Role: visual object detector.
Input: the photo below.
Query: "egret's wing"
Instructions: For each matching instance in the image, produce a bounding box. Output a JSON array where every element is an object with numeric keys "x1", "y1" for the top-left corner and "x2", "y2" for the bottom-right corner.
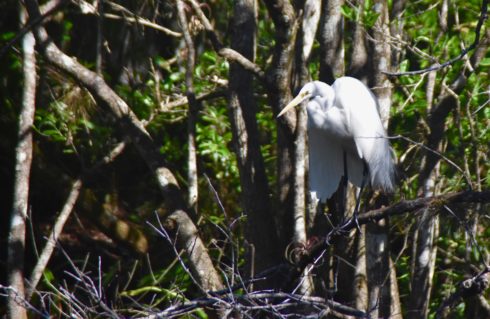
[
  {"x1": 333, "y1": 77, "x2": 395, "y2": 192},
  {"x1": 346, "y1": 152, "x2": 364, "y2": 188},
  {"x1": 308, "y1": 127, "x2": 343, "y2": 202}
]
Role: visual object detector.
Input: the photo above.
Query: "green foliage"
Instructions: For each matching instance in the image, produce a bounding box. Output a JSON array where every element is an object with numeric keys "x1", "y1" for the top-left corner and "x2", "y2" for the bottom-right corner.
[
  {"x1": 197, "y1": 103, "x2": 237, "y2": 180},
  {"x1": 33, "y1": 85, "x2": 114, "y2": 163},
  {"x1": 341, "y1": 0, "x2": 380, "y2": 27}
]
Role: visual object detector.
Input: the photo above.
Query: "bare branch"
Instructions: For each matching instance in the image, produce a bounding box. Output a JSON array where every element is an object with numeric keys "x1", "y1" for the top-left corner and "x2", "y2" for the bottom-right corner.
[
  {"x1": 139, "y1": 291, "x2": 369, "y2": 319},
  {"x1": 26, "y1": 141, "x2": 127, "y2": 300},
  {"x1": 26, "y1": 179, "x2": 82, "y2": 301},
  {"x1": 24, "y1": 0, "x2": 184, "y2": 209},
  {"x1": 72, "y1": 0, "x2": 182, "y2": 37},
  {"x1": 288, "y1": 190, "x2": 490, "y2": 286},
  {"x1": 176, "y1": 0, "x2": 199, "y2": 210},
  {"x1": 385, "y1": 0, "x2": 488, "y2": 76},
  {"x1": 391, "y1": 134, "x2": 471, "y2": 185},
  {"x1": 186, "y1": 0, "x2": 266, "y2": 81},
  {"x1": 0, "y1": 0, "x2": 62, "y2": 59},
  {"x1": 151, "y1": 212, "x2": 224, "y2": 292}
]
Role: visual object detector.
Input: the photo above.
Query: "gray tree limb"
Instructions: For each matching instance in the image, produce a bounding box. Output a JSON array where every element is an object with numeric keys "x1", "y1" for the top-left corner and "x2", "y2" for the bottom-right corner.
[
  {"x1": 26, "y1": 179, "x2": 82, "y2": 301},
  {"x1": 365, "y1": 0, "x2": 401, "y2": 316},
  {"x1": 7, "y1": 8, "x2": 36, "y2": 319},
  {"x1": 319, "y1": 0, "x2": 345, "y2": 84},
  {"x1": 262, "y1": 0, "x2": 299, "y2": 253},
  {"x1": 176, "y1": 0, "x2": 199, "y2": 211}
]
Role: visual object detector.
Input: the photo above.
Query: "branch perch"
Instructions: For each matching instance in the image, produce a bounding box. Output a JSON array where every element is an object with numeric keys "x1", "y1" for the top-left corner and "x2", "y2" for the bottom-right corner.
[{"x1": 288, "y1": 190, "x2": 490, "y2": 286}]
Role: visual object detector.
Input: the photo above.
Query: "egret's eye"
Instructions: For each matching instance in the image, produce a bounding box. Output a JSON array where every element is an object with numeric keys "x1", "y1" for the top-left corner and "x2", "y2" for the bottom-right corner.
[{"x1": 300, "y1": 91, "x2": 312, "y2": 101}]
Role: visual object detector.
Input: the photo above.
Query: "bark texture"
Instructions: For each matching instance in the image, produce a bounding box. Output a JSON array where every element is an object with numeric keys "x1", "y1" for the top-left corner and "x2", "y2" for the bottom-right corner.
[
  {"x1": 319, "y1": 0, "x2": 344, "y2": 84},
  {"x1": 7, "y1": 8, "x2": 36, "y2": 319},
  {"x1": 365, "y1": 0, "x2": 402, "y2": 316},
  {"x1": 347, "y1": 0, "x2": 368, "y2": 81},
  {"x1": 228, "y1": 0, "x2": 282, "y2": 278},
  {"x1": 263, "y1": 0, "x2": 297, "y2": 251},
  {"x1": 165, "y1": 210, "x2": 224, "y2": 292},
  {"x1": 176, "y1": 0, "x2": 199, "y2": 211}
]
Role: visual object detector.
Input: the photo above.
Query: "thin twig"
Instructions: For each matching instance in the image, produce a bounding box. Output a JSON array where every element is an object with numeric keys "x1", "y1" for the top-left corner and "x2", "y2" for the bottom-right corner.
[
  {"x1": 146, "y1": 214, "x2": 206, "y2": 294},
  {"x1": 0, "y1": 0, "x2": 63, "y2": 59},
  {"x1": 290, "y1": 190, "x2": 490, "y2": 283},
  {"x1": 390, "y1": 134, "x2": 472, "y2": 187},
  {"x1": 385, "y1": 0, "x2": 488, "y2": 76},
  {"x1": 185, "y1": 0, "x2": 266, "y2": 81},
  {"x1": 72, "y1": 0, "x2": 182, "y2": 37}
]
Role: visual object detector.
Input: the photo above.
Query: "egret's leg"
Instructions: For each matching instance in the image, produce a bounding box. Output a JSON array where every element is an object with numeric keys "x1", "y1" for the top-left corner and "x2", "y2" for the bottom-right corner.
[
  {"x1": 352, "y1": 162, "x2": 369, "y2": 231},
  {"x1": 341, "y1": 151, "x2": 348, "y2": 221}
]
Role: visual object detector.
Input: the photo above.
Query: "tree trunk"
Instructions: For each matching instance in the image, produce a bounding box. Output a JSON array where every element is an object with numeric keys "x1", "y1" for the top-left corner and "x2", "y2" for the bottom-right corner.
[
  {"x1": 263, "y1": 0, "x2": 297, "y2": 252},
  {"x1": 319, "y1": 0, "x2": 344, "y2": 84},
  {"x1": 176, "y1": 0, "x2": 199, "y2": 211},
  {"x1": 389, "y1": 0, "x2": 407, "y2": 67},
  {"x1": 347, "y1": 0, "x2": 368, "y2": 81},
  {"x1": 228, "y1": 0, "x2": 282, "y2": 279},
  {"x1": 7, "y1": 8, "x2": 36, "y2": 319},
  {"x1": 408, "y1": 180, "x2": 440, "y2": 319},
  {"x1": 366, "y1": 220, "x2": 389, "y2": 318},
  {"x1": 292, "y1": 0, "x2": 320, "y2": 246},
  {"x1": 365, "y1": 0, "x2": 402, "y2": 317}
]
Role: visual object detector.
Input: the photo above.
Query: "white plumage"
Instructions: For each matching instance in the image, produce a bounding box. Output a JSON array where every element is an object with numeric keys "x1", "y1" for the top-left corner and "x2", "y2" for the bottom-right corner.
[{"x1": 278, "y1": 76, "x2": 395, "y2": 202}]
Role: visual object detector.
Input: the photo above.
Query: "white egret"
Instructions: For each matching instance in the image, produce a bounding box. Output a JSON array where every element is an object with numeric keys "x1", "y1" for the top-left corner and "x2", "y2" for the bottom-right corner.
[{"x1": 278, "y1": 76, "x2": 395, "y2": 210}]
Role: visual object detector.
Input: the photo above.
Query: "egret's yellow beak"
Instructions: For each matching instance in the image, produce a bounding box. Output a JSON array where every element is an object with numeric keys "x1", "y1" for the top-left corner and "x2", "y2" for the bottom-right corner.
[{"x1": 277, "y1": 91, "x2": 311, "y2": 118}]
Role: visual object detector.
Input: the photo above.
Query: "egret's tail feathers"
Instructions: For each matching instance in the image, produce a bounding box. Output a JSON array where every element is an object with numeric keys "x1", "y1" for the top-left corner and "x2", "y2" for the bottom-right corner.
[{"x1": 367, "y1": 136, "x2": 396, "y2": 193}]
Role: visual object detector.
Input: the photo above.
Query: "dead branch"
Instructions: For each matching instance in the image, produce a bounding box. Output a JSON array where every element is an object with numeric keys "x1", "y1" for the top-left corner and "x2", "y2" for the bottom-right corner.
[
  {"x1": 151, "y1": 212, "x2": 224, "y2": 293},
  {"x1": 0, "y1": 0, "x2": 62, "y2": 59},
  {"x1": 186, "y1": 0, "x2": 266, "y2": 81},
  {"x1": 288, "y1": 190, "x2": 490, "y2": 286},
  {"x1": 72, "y1": 0, "x2": 182, "y2": 37},
  {"x1": 139, "y1": 291, "x2": 369, "y2": 319},
  {"x1": 26, "y1": 141, "x2": 127, "y2": 300},
  {"x1": 26, "y1": 179, "x2": 82, "y2": 301}
]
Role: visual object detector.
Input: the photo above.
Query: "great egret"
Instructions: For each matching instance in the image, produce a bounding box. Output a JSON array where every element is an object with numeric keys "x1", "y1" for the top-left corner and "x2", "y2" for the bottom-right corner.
[{"x1": 278, "y1": 76, "x2": 395, "y2": 207}]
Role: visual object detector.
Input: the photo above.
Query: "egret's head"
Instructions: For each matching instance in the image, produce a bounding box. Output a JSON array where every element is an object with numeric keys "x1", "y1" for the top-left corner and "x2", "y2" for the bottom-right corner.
[{"x1": 277, "y1": 81, "x2": 333, "y2": 117}]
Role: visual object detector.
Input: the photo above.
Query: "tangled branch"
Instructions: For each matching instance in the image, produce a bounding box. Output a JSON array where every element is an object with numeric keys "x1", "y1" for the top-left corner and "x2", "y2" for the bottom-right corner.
[
  {"x1": 385, "y1": 0, "x2": 488, "y2": 76},
  {"x1": 288, "y1": 190, "x2": 490, "y2": 286}
]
